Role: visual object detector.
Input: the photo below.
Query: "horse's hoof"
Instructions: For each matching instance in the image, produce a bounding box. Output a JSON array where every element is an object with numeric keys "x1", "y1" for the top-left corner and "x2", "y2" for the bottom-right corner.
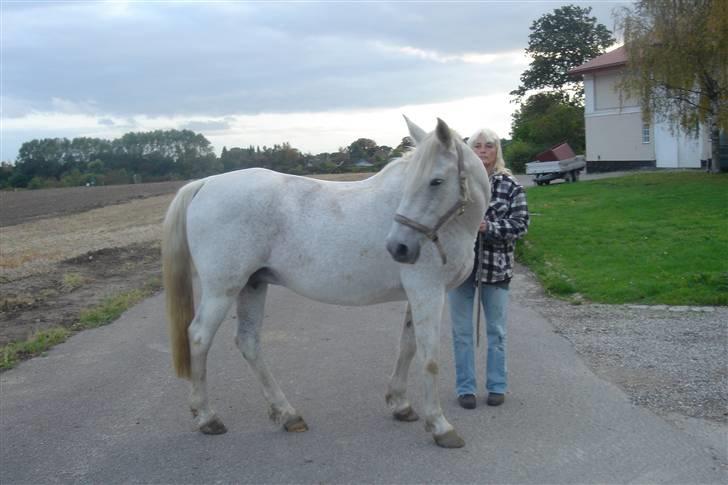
[
  {"x1": 283, "y1": 416, "x2": 308, "y2": 433},
  {"x1": 434, "y1": 430, "x2": 465, "y2": 448},
  {"x1": 393, "y1": 406, "x2": 419, "y2": 422},
  {"x1": 200, "y1": 417, "x2": 227, "y2": 435}
]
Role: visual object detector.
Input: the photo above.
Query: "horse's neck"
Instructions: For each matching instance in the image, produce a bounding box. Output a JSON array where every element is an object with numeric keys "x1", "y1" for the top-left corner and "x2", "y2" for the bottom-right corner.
[{"x1": 366, "y1": 158, "x2": 408, "y2": 189}]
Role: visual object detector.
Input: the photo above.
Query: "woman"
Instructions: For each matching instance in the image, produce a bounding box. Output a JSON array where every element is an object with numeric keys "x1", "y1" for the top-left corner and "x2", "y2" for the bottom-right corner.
[{"x1": 449, "y1": 128, "x2": 529, "y2": 409}]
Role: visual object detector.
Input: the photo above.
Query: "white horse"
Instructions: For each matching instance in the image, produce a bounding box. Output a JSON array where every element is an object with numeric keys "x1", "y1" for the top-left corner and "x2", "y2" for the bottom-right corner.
[{"x1": 162, "y1": 117, "x2": 490, "y2": 448}]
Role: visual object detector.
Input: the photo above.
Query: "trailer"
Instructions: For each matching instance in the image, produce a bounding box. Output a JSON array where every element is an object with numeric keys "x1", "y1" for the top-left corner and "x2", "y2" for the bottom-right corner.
[
  {"x1": 526, "y1": 156, "x2": 586, "y2": 185},
  {"x1": 525, "y1": 142, "x2": 586, "y2": 185}
]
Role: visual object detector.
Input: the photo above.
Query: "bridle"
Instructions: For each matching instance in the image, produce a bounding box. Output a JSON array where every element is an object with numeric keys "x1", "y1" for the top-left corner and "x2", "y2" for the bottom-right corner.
[{"x1": 393, "y1": 143, "x2": 468, "y2": 265}]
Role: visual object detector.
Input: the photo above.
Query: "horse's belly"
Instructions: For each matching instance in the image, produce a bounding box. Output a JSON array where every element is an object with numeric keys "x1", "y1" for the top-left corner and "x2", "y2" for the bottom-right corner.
[{"x1": 275, "y1": 262, "x2": 406, "y2": 306}]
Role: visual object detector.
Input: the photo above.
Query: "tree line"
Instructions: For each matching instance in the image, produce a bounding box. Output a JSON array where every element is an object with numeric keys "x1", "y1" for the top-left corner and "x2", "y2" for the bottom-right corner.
[{"x1": 0, "y1": 130, "x2": 413, "y2": 189}]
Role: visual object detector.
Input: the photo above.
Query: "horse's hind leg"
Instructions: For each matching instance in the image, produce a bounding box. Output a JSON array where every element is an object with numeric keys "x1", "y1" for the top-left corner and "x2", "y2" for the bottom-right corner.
[
  {"x1": 188, "y1": 293, "x2": 235, "y2": 434},
  {"x1": 386, "y1": 304, "x2": 419, "y2": 422},
  {"x1": 235, "y1": 283, "x2": 308, "y2": 433}
]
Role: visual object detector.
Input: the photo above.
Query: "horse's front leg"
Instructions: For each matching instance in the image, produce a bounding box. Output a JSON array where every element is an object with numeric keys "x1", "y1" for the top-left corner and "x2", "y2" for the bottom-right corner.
[
  {"x1": 385, "y1": 304, "x2": 420, "y2": 422},
  {"x1": 408, "y1": 287, "x2": 465, "y2": 448}
]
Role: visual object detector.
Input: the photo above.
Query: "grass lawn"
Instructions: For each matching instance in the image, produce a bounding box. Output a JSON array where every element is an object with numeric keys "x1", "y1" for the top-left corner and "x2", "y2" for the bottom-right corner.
[{"x1": 517, "y1": 171, "x2": 728, "y2": 305}]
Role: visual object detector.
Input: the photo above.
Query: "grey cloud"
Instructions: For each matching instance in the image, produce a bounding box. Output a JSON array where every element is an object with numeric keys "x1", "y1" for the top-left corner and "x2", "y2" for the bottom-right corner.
[
  {"x1": 181, "y1": 119, "x2": 233, "y2": 132},
  {"x1": 1, "y1": 96, "x2": 36, "y2": 117},
  {"x1": 1, "y1": 2, "x2": 624, "y2": 120},
  {"x1": 1, "y1": 1, "x2": 628, "y2": 161}
]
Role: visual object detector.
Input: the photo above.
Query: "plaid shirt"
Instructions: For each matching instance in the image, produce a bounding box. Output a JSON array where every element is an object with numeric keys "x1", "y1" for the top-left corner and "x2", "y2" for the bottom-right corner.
[{"x1": 476, "y1": 173, "x2": 529, "y2": 283}]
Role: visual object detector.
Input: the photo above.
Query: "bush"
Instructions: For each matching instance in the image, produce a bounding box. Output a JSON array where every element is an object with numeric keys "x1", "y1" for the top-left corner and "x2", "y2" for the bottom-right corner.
[
  {"x1": 27, "y1": 177, "x2": 58, "y2": 189},
  {"x1": 8, "y1": 172, "x2": 30, "y2": 188},
  {"x1": 60, "y1": 169, "x2": 85, "y2": 187},
  {"x1": 104, "y1": 169, "x2": 129, "y2": 185},
  {"x1": 504, "y1": 140, "x2": 540, "y2": 174}
]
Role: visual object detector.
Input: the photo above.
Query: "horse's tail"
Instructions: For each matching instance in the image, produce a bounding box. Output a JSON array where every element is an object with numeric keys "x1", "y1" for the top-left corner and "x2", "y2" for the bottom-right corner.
[{"x1": 162, "y1": 179, "x2": 205, "y2": 379}]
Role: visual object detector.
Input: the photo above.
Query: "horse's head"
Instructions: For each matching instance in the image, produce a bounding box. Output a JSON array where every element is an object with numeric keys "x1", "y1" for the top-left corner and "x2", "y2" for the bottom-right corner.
[{"x1": 386, "y1": 117, "x2": 488, "y2": 265}]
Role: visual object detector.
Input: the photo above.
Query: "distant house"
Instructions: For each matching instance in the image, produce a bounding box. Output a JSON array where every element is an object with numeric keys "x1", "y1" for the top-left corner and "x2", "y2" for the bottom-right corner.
[
  {"x1": 569, "y1": 46, "x2": 714, "y2": 172},
  {"x1": 353, "y1": 159, "x2": 374, "y2": 168}
]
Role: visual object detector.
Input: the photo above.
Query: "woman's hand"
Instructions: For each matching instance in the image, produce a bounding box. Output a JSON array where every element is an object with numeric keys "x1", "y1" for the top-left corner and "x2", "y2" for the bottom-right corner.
[{"x1": 479, "y1": 221, "x2": 487, "y2": 233}]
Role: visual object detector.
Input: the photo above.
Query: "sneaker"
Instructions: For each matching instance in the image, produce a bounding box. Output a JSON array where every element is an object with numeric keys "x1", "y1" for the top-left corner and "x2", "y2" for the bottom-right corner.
[
  {"x1": 486, "y1": 393, "x2": 505, "y2": 406},
  {"x1": 457, "y1": 394, "x2": 477, "y2": 409}
]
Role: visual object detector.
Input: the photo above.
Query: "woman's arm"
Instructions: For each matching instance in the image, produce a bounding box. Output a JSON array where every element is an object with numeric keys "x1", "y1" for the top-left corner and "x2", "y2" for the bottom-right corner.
[{"x1": 482, "y1": 184, "x2": 529, "y2": 243}]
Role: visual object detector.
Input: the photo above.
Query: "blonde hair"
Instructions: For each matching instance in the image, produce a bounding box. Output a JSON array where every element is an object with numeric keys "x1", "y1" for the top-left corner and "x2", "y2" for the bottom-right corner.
[{"x1": 467, "y1": 128, "x2": 512, "y2": 176}]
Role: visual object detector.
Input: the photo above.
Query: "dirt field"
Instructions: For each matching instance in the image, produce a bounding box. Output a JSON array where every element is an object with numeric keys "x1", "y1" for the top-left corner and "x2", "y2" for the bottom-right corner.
[
  {"x1": 1, "y1": 191, "x2": 180, "y2": 346},
  {"x1": 0, "y1": 181, "x2": 188, "y2": 227},
  {"x1": 0, "y1": 174, "x2": 373, "y2": 347},
  {"x1": 0, "y1": 174, "x2": 372, "y2": 228}
]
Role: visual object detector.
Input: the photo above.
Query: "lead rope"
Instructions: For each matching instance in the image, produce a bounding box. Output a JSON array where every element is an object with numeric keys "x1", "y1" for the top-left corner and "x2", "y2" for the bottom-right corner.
[{"x1": 475, "y1": 231, "x2": 483, "y2": 347}]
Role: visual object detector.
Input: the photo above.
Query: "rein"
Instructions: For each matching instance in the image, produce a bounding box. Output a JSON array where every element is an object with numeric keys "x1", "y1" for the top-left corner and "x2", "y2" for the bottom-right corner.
[
  {"x1": 475, "y1": 232, "x2": 483, "y2": 346},
  {"x1": 393, "y1": 143, "x2": 467, "y2": 265}
]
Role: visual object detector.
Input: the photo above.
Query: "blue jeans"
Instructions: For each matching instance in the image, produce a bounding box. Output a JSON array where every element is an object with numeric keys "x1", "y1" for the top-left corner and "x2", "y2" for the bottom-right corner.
[{"x1": 448, "y1": 272, "x2": 509, "y2": 396}]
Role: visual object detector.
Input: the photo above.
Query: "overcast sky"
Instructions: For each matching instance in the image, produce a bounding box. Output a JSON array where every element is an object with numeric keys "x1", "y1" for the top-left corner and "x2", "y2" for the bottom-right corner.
[{"x1": 1, "y1": 0, "x2": 627, "y2": 161}]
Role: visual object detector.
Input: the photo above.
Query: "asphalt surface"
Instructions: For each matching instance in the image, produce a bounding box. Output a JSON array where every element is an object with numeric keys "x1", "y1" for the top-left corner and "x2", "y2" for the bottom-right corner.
[{"x1": 2, "y1": 273, "x2": 726, "y2": 484}]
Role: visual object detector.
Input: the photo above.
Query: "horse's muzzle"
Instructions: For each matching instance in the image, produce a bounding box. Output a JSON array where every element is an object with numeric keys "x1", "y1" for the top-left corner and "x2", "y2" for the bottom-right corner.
[{"x1": 386, "y1": 239, "x2": 421, "y2": 264}]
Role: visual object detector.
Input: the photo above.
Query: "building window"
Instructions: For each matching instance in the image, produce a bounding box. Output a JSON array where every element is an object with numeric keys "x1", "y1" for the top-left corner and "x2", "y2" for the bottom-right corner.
[{"x1": 642, "y1": 123, "x2": 650, "y2": 144}]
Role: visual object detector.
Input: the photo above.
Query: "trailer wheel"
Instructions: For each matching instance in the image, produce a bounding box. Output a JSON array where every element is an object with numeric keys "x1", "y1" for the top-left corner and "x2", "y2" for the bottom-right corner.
[{"x1": 572, "y1": 170, "x2": 580, "y2": 181}]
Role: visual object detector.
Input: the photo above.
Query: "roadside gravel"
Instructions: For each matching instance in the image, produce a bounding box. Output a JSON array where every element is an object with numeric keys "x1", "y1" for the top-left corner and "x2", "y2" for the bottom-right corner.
[{"x1": 512, "y1": 263, "x2": 728, "y2": 428}]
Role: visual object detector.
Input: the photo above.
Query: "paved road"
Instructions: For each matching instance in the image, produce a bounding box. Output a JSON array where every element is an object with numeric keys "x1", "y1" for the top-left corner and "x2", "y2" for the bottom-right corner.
[{"x1": 2, "y1": 267, "x2": 726, "y2": 484}]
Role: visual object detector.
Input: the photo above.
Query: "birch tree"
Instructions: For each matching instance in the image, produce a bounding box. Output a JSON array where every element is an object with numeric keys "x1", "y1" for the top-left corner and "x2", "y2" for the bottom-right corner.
[{"x1": 618, "y1": 0, "x2": 727, "y2": 173}]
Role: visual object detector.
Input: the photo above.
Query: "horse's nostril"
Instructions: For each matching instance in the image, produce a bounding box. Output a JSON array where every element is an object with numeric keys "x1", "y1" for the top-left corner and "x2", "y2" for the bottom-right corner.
[{"x1": 396, "y1": 244, "x2": 409, "y2": 257}]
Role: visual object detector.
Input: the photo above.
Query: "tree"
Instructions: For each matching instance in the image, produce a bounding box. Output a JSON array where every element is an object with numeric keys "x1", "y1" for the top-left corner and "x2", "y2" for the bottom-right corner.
[
  {"x1": 617, "y1": 0, "x2": 727, "y2": 173},
  {"x1": 347, "y1": 138, "x2": 378, "y2": 162},
  {"x1": 390, "y1": 136, "x2": 414, "y2": 159},
  {"x1": 511, "y1": 5, "x2": 615, "y2": 103},
  {"x1": 0, "y1": 161, "x2": 14, "y2": 188},
  {"x1": 15, "y1": 138, "x2": 68, "y2": 183},
  {"x1": 510, "y1": 92, "x2": 585, "y2": 154}
]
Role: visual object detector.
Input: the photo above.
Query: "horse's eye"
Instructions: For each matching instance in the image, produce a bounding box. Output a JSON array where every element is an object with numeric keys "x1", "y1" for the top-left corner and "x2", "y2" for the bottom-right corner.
[{"x1": 430, "y1": 178, "x2": 444, "y2": 186}]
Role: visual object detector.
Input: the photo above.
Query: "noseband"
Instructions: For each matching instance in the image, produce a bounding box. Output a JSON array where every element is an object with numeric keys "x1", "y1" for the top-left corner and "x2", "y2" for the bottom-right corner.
[{"x1": 393, "y1": 144, "x2": 467, "y2": 265}]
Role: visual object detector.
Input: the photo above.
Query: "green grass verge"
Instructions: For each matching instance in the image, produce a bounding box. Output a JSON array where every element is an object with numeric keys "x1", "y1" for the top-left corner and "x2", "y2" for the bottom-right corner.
[
  {"x1": 517, "y1": 171, "x2": 728, "y2": 305},
  {"x1": 1, "y1": 327, "x2": 71, "y2": 370},
  {"x1": 1, "y1": 279, "x2": 160, "y2": 370},
  {"x1": 74, "y1": 287, "x2": 150, "y2": 329}
]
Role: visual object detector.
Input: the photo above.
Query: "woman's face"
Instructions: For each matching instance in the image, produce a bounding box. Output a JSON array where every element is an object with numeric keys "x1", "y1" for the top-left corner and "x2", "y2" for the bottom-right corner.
[{"x1": 472, "y1": 138, "x2": 497, "y2": 174}]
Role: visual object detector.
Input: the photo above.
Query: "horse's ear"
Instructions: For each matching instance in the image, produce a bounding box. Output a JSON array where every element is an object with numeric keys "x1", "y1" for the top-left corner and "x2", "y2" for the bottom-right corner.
[
  {"x1": 435, "y1": 118, "x2": 452, "y2": 148},
  {"x1": 403, "y1": 115, "x2": 426, "y2": 145}
]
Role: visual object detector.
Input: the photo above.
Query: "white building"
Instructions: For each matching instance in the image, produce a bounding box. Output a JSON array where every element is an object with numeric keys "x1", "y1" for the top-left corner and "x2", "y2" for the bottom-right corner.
[{"x1": 569, "y1": 46, "x2": 712, "y2": 172}]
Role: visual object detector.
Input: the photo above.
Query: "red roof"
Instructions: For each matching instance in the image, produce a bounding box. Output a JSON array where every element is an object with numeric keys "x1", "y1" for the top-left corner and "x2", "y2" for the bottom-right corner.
[{"x1": 568, "y1": 45, "x2": 627, "y2": 76}]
